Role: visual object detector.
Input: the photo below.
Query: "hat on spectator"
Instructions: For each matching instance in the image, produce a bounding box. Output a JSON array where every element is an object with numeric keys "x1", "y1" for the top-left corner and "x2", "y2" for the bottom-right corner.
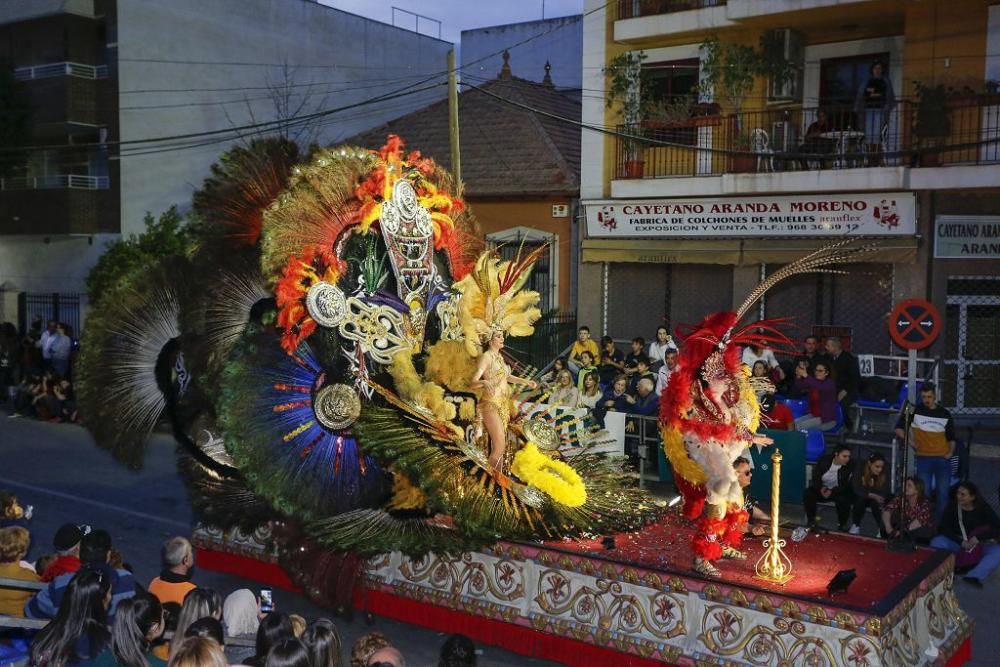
[{"x1": 53, "y1": 523, "x2": 84, "y2": 550}]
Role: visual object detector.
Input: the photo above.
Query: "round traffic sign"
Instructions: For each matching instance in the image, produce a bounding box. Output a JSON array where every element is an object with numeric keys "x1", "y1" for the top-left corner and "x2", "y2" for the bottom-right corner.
[{"x1": 888, "y1": 299, "x2": 941, "y2": 350}]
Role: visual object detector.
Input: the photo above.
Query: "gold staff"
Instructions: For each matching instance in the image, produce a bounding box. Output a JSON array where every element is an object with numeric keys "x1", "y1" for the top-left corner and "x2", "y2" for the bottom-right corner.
[{"x1": 754, "y1": 448, "x2": 793, "y2": 584}]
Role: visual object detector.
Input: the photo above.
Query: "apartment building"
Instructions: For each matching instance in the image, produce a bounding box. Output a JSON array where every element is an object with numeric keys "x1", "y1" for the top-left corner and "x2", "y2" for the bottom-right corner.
[{"x1": 579, "y1": 0, "x2": 1000, "y2": 416}]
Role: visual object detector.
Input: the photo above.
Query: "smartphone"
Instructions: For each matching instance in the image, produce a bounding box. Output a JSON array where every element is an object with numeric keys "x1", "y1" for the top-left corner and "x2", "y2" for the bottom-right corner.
[{"x1": 259, "y1": 588, "x2": 274, "y2": 614}]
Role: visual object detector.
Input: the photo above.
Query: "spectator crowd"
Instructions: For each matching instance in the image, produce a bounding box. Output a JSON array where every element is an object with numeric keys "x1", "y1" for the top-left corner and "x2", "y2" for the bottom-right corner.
[
  {"x1": 0, "y1": 505, "x2": 481, "y2": 666},
  {"x1": 1, "y1": 317, "x2": 81, "y2": 424}
]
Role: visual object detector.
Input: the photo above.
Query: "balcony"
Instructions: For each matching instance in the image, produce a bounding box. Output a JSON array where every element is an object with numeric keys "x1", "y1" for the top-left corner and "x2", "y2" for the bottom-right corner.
[
  {"x1": 615, "y1": 0, "x2": 726, "y2": 20},
  {"x1": 14, "y1": 62, "x2": 108, "y2": 81},
  {"x1": 0, "y1": 174, "x2": 110, "y2": 191},
  {"x1": 0, "y1": 188, "x2": 115, "y2": 235},
  {"x1": 612, "y1": 97, "x2": 1000, "y2": 194}
]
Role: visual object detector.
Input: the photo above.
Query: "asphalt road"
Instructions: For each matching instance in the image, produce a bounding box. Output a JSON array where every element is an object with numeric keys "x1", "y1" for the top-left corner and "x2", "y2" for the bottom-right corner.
[
  {"x1": 0, "y1": 414, "x2": 558, "y2": 667},
  {"x1": 2, "y1": 413, "x2": 997, "y2": 666}
]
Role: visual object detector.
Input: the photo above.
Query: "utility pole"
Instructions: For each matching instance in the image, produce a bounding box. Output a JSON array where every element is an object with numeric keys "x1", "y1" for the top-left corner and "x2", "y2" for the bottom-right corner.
[{"x1": 447, "y1": 49, "x2": 461, "y2": 186}]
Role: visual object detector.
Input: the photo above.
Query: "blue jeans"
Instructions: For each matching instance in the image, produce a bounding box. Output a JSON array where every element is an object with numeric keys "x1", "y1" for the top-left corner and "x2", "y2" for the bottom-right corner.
[
  {"x1": 915, "y1": 456, "x2": 952, "y2": 524},
  {"x1": 930, "y1": 535, "x2": 1000, "y2": 581}
]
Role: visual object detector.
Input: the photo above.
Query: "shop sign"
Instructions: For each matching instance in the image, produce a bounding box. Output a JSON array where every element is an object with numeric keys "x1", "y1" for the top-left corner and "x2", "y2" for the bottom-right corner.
[
  {"x1": 586, "y1": 192, "x2": 916, "y2": 238},
  {"x1": 934, "y1": 215, "x2": 1000, "y2": 259}
]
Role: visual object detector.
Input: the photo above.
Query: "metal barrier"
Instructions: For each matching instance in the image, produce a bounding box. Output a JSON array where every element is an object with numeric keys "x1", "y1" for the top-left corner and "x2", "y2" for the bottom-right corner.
[
  {"x1": 615, "y1": 0, "x2": 726, "y2": 20},
  {"x1": 0, "y1": 175, "x2": 110, "y2": 191}
]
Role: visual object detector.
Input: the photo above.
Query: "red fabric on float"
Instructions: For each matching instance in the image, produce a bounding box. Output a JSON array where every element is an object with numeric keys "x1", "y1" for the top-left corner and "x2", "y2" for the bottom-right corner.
[{"x1": 195, "y1": 548, "x2": 300, "y2": 592}]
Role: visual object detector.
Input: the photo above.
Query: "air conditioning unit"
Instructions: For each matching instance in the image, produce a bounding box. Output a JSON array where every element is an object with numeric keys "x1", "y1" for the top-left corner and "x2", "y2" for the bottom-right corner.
[{"x1": 765, "y1": 28, "x2": 804, "y2": 102}]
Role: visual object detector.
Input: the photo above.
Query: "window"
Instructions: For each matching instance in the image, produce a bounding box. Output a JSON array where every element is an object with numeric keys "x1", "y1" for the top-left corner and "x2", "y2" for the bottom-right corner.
[
  {"x1": 642, "y1": 58, "x2": 700, "y2": 146},
  {"x1": 819, "y1": 52, "x2": 889, "y2": 128}
]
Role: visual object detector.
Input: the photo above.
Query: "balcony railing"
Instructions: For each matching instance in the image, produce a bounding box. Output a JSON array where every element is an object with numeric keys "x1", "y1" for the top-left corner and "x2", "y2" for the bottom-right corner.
[
  {"x1": 615, "y1": 0, "x2": 725, "y2": 20},
  {"x1": 13, "y1": 62, "x2": 108, "y2": 81},
  {"x1": 0, "y1": 175, "x2": 110, "y2": 191},
  {"x1": 615, "y1": 97, "x2": 1000, "y2": 179}
]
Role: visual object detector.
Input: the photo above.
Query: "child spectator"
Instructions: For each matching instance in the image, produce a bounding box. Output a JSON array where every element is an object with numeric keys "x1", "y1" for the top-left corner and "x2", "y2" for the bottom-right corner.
[
  {"x1": 573, "y1": 351, "x2": 597, "y2": 393},
  {"x1": 539, "y1": 357, "x2": 570, "y2": 388},
  {"x1": 592, "y1": 375, "x2": 631, "y2": 427},
  {"x1": 41, "y1": 523, "x2": 84, "y2": 582},
  {"x1": 0, "y1": 525, "x2": 39, "y2": 616},
  {"x1": 148, "y1": 537, "x2": 196, "y2": 606},
  {"x1": 597, "y1": 337, "x2": 624, "y2": 386},
  {"x1": 567, "y1": 327, "x2": 599, "y2": 374},
  {"x1": 623, "y1": 337, "x2": 645, "y2": 376}
]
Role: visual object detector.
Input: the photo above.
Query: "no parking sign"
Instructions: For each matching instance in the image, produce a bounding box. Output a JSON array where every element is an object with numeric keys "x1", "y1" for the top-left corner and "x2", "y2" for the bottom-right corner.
[{"x1": 888, "y1": 299, "x2": 941, "y2": 350}]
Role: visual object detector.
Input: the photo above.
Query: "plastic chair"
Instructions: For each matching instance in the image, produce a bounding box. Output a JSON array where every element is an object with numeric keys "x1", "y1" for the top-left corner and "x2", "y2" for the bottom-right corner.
[
  {"x1": 803, "y1": 429, "x2": 826, "y2": 463},
  {"x1": 783, "y1": 398, "x2": 808, "y2": 419},
  {"x1": 893, "y1": 381, "x2": 923, "y2": 410}
]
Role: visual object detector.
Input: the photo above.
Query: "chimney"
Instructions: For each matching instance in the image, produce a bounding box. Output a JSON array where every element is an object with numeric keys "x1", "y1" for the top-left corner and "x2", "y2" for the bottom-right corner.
[{"x1": 499, "y1": 49, "x2": 512, "y2": 80}]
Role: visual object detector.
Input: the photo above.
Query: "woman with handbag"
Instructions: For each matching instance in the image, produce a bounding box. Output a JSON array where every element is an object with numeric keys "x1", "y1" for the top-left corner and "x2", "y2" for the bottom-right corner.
[{"x1": 931, "y1": 481, "x2": 1000, "y2": 587}]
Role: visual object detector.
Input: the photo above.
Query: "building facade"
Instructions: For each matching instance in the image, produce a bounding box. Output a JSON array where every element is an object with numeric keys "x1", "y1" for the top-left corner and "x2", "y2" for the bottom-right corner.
[
  {"x1": 0, "y1": 0, "x2": 451, "y2": 301},
  {"x1": 580, "y1": 0, "x2": 1000, "y2": 417}
]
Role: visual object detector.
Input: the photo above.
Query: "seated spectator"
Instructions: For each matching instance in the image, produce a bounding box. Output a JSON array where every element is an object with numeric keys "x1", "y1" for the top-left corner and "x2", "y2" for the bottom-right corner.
[
  {"x1": 35, "y1": 553, "x2": 57, "y2": 579},
  {"x1": 148, "y1": 537, "x2": 196, "y2": 607},
  {"x1": 796, "y1": 109, "x2": 836, "y2": 169},
  {"x1": 758, "y1": 394, "x2": 794, "y2": 431},
  {"x1": 592, "y1": 375, "x2": 631, "y2": 427},
  {"x1": 94, "y1": 593, "x2": 166, "y2": 667},
  {"x1": 748, "y1": 362, "x2": 776, "y2": 401},
  {"x1": 567, "y1": 326, "x2": 599, "y2": 374},
  {"x1": 547, "y1": 370, "x2": 580, "y2": 408},
  {"x1": 597, "y1": 337, "x2": 624, "y2": 386},
  {"x1": 41, "y1": 523, "x2": 84, "y2": 582},
  {"x1": 576, "y1": 371, "x2": 602, "y2": 410},
  {"x1": 167, "y1": 637, "x2": 226, "y2": 667},
  {"x1": 931, "y1": 481, "x2": 1000, "y2": 587},
  {"x1": 623, "y1": 337, "x2": 645, "y2": 376},
  {"x1": 626, "y1": 378, "x2": 658, "y2": 417},
  {"x1": 26, "y1": 528, "x2": 136, "y2": 620},
  {"x1": 266, "y1": 638, "x2": 311, "y2": 667},
  {"x1": 366, "y1": 645, "x2": 404, "y2": 667},
  {"x1": 184, "y1": 617, "x2": 225, "y2": 646},
  {"x1": 780, "y1": 358, "x2": 811, "y2": 398},
  {"x1": 289, "y1": 614, "x2": 306, "y2": 638},
  {"x1": 53, "y1": 378, "x2": 81, "y2": 423},
  {"x1": 247, "y1": 612, "x2": 294, "y2": 667},
  {"x1": 439, "y1": 634, "x2": 476, "y2": 667},
  {"x1": 647, "y1": 326, "x2": 677, "y2": 373},
  {"x1": 803, "y1": 445, "x2": 854, "y2": 530},
  {"x1": 742, "y1": 340, "x2": 783, "y2": 381},
  {"x1": 793, "y1": 361, "x2": 839, "y2": 431},
  {"x1": 734, "y1": 457, "x2": 769, "y2": 536},
  {"x1": 302, "y1": 618, "x2": 341, "y2": 667},
  {"x1": 170, "y1": 589, "x2": 222, "y2": 657},
  {"x1": 539, "y1": 357, "x2": 570, "y2": 388},
  {"x1": 655, "y1": 349, "x2": 679, "y2": 397},
  {"x1": 223, "y1": 589, "x2": 261, "y2": 664},
  {"x1": 626, "y1": 356, "x2": 655, "y2": 396},
  {"x1": 350, "y1": 632, "x2": 391, "y2": 667},
  {"x1": 882, "y1": 477, "x2": 933, "y2": 543},
  {"x1": 0, "y1": 525, "x2": 39, "y2": 617},
  {"x1": 573, "y1": 352, "x2": 597, "y2": 393},
  {"x1": 849, "y1": 453, "x2": 890, "y2": 535},
  {"x1": 30, "y1": 569, "x2": 111, "y2": 667}
]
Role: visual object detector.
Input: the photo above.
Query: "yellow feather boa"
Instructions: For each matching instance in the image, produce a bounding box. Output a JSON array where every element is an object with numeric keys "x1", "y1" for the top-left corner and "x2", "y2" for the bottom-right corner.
[{"x1": 511, "y1": 442, "x2": 587, "y2": 507}]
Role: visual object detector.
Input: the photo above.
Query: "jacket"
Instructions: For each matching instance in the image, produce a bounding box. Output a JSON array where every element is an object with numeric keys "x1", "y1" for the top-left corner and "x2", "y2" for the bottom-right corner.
[
  {"x1": 25, "y1": 564, "x2": 136, "y2": 620},
  {"x1": 809, "y1": 453, "x2": 854, "y2": 491}
]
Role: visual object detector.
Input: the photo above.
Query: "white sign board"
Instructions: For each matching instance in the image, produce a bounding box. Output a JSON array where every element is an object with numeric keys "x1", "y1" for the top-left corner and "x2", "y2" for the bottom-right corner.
[
  {"x1": 934, "y1": 215, "x2": 1000, "y2": 259},
  {"x1": 586, "y1": 192, "x2": 916, "y2": 238},
  {"x1": 858, "y1": 354, "x2": 875, "y2": 378}
]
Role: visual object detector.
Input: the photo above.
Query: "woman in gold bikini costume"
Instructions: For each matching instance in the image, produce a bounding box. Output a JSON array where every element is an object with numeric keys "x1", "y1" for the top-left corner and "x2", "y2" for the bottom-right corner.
[{"x1": 470, "y1": 331, "x2": 537, "y2": 470}]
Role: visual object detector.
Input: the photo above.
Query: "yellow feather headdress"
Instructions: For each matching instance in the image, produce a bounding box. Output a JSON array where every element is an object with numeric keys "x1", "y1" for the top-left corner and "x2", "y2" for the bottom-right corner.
[{"x1": 453, "y1": 246, "x2": 545, "y2": 357}]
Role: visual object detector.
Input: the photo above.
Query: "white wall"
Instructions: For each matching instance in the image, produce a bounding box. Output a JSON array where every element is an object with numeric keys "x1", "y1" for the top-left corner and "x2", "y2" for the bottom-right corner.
[
  {"x1": 116, "y1": 0, "x2": 452, "y2": 236},
  {"x1": 580, "y1": 0, "x2": 606, "y2": 201},
  {"x1": 461, "y1": 15, "x2": 582, "y2": 89},
  {"x1": 0, "y1": 234, "x2": 115, "y2": 294}
]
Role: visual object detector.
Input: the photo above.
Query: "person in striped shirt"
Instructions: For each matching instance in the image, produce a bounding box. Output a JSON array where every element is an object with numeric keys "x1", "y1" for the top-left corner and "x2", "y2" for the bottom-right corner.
[{"x1": 895, "y1": 383, "x2": 955, "y2": 524}]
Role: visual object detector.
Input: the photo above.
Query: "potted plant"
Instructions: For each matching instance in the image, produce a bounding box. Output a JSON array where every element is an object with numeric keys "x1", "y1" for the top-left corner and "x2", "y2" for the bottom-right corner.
[
  {"x1": 912, "y1": 82, "x2": 951, "y2": 166},
  {"x1": 605, "y1": 51, "x2": 654, "y2": 178},
  {"x1": 729, "y1": 133, "x2": 756, "y2": 173}
]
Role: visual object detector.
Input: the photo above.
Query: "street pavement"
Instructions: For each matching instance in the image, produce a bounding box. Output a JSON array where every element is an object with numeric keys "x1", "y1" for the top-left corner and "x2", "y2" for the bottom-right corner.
[{"x1": 2, "y1": 413, "x2": 997, "y2": 665}]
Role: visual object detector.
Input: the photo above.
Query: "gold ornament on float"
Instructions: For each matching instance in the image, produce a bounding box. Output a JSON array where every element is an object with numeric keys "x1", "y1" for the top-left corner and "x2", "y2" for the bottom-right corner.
[{"x1": 754, "y1": 448, "x2": 793, "y2": 584}]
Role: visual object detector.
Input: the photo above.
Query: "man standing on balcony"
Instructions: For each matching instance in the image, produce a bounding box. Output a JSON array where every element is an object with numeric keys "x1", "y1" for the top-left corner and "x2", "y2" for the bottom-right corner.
[{"x1": 854, "y1": 60, "x2": 896, "y2": 166}]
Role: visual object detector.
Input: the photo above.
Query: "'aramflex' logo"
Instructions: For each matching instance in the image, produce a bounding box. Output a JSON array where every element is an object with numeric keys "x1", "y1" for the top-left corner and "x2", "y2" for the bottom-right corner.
[
  {"x1": 597, "y1": 205, "x2": 617, "y2": 231},
  {"x1": 873, "y1": 199, "x2": 899, "y2": 228}
]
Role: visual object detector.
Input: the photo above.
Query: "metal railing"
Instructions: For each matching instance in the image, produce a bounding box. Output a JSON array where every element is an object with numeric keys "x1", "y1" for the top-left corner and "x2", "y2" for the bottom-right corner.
[
  {"x1": 0, "y1": 175, "x2": 110, "y2": 191},
  {"x1": 508, "y1": 311, "x2": 578, "y2": 372},
  {"x1": 616, "y1": 98, "x2": 1000, "y2": 178},
  {"x1": 615, "y1": 0, "x2": 725, "y2": 20},
  {"x1": 13, "y1": 61, "x2": 108, "y2": 81}
]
